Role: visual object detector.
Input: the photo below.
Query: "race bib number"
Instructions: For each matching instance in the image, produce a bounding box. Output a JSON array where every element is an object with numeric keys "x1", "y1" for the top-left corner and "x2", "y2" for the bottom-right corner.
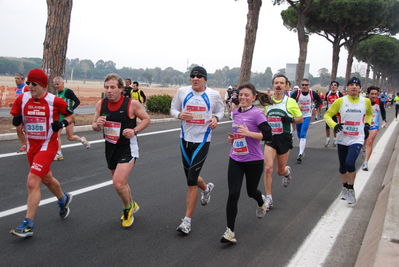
[
  {"x1": 300, "y1": 101, "x2": 311, "y2": 113},
  {"x1": 25, "y1": 117, "x2": 47, "y2": 139},
  {"x1": 268, "y1": 116, "x2": 283, "y2": 134},
  {"x1": 104, "y1": 121, "x2": 121, "y2": 144},
  {"x1": 233, "y1": 133, "x2": 249, "y2": 155},
  {"x1": 186, "y1": 105, "x2": 206, "y2": 126},
  {"x1": 343, "y1": 120, "x2": 360, "y2": 137}
]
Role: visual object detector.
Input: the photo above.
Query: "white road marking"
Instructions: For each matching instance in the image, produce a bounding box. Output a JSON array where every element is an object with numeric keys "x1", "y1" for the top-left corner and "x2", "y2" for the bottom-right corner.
[
  {"x1": 286, "y1": 121, "x2": 396, "y2": 267},
  {"x1": 0, "y1": 121, "x2": 233, "y2": 218}
]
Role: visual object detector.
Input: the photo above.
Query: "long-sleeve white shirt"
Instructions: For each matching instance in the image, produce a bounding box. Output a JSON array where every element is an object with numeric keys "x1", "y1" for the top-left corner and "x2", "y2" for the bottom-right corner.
[{"x1": 170, "y1": 86, "x2": 224, "y2": 143}]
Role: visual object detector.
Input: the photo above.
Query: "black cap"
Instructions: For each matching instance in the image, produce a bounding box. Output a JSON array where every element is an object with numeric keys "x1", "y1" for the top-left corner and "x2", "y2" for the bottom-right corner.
[
  {"x1": 190, "y1": 66, "x2": 207, "y2": 81},
  {"x1": 347, "y1": 77, "x2": 361, "y2": 87}
]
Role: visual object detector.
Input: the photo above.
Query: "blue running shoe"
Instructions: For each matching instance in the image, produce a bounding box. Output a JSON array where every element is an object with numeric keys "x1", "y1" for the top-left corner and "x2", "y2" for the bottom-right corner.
[{"x1": 10, "y1": 219, "x2": 34, "y2": 238}]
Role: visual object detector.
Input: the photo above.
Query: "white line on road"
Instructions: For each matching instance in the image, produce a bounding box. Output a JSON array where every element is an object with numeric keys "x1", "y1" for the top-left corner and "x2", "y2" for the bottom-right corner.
[
  {"x1": 0, "y1": 121, "x2": 233, "y2": 218},
  {"x1": 286, "y1": 121, "x2": 397, "y2": 267}
]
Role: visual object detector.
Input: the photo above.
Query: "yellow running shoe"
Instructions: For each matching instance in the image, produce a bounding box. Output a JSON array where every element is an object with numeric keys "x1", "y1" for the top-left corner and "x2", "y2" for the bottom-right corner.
[
  {"x1": 120, "y1": 202, "x2": 139, "y2": 221},
  {"x1": 122, "y1": 207, "x2": 134, "y2": 228}
]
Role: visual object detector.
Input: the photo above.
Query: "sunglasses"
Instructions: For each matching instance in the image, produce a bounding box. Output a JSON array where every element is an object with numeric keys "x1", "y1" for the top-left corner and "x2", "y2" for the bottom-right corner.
[
  {"x1": 190, "y1": 74, "x2": 204, "y2": 79},
  {"x1": 301, "y1": 84, "x2": 309, "y2": 86},
  {"x1": 26, "y1": 81, "x2": 38, "y2": 86},
  {"x1": 331, "y1": 84, "x2": 338, "y2": 86}
]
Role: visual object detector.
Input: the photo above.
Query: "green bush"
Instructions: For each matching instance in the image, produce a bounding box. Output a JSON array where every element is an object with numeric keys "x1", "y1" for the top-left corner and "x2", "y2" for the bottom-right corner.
[{"x1": 146, "y1": 94, "x2": 173, "y2": 114}]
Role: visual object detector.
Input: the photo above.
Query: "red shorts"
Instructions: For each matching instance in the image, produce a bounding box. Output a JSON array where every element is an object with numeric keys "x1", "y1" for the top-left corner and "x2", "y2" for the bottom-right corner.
[{"x1": 27, "y1": 150, "x2": 57, "y2": 178}]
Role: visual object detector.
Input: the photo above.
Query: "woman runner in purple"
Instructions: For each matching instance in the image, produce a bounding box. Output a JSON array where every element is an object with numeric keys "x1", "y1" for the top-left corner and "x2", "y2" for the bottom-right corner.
[{"x1": 220, "y1": 83, "x2": 273, "y2": 243}]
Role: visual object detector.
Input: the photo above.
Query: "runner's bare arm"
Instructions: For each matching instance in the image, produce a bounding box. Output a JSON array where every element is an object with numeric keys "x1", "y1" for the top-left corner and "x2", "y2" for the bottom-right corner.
[{"x1": 92, "y1": 100, "x2": 105, "y2": 132}]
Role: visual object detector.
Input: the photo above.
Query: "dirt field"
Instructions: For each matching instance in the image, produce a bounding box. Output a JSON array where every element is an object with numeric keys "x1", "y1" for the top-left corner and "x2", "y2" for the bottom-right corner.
[{"x1": 0, "y1": 75, "x2": 227, "y2": 108}]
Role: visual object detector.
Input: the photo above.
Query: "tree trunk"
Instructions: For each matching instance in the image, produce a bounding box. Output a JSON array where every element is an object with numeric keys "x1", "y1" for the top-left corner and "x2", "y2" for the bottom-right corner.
[
  {"x1": 42, "y1": 0, "x2": 73, "y2": 93},
  {"x1": 364, "y1": 62, "x2": 370, "y2": 89},
  {"x1": 238, "y1": 0, "x2": 262, "y2": 86},
  {"x1": 372, "y1": 68, "x2": 377, "y2": 86},
  {"x1": 70, "y1": 67, "x2": 74, "y2": 81},
  {"x1": 295, "y1": 12, "x2": 309, "y2": 86},
  {"x1": 330, "y1": 38, "x2": 341, "y2": 83},
  {"x1": 344, "y1": 37, "x2": 360, "y2": 91}
]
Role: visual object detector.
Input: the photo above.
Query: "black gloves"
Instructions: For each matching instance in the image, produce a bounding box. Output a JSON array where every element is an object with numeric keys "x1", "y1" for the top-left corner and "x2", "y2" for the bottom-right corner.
[
  {"x1": 12, "y1": 115, "x2": 23, "y2": 126},
  {"x1": 364, "y1": 123, "x2": 370, "y2": 140},
  {"x1": 281, "y1": 116, "x2": 295, "y2": 124},
  {"x1": 52, "y1": 120, "x2": 69, "y2": 132},
  {"x1": 334, "y1": 123, "x2": 344, "y2": 133}
]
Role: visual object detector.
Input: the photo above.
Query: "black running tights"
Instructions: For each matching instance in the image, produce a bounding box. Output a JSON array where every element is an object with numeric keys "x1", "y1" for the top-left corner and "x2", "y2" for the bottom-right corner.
[{"x1": 226, "y1": 158, "x2": 264, "y2": 231}]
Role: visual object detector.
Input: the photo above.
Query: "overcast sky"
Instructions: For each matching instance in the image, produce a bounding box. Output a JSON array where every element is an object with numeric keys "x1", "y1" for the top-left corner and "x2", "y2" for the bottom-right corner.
[{"x1": 1, "y1": 0, "x2": 367, "y2": 79}]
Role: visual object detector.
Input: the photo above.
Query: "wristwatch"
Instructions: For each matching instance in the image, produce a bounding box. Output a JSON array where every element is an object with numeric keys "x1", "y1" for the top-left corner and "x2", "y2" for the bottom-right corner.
[{"x1": 134, "y1": 129, "x2": 139, "y2": 135}]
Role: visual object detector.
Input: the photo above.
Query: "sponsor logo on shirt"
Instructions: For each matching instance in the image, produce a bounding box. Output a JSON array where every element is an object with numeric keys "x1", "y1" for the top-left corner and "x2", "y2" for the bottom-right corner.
[{"x1": 346, "y1": 109, "x2": 362, "y2": 113}]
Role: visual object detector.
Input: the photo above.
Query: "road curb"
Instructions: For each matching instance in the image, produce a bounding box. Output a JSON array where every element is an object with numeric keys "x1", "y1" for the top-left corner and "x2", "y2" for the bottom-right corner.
[
  {"x1": 355, "y1": 124, "x2": 399, "y2": 267},
  {"x1": 0, "y1": 117, "x2": 178, "y2": 141}
]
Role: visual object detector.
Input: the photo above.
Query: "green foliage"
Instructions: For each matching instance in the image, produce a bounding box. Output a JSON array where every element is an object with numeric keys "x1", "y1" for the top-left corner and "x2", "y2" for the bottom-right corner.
[{"x1": 146, "y1": 94, "x2": 172, "y2": 115}]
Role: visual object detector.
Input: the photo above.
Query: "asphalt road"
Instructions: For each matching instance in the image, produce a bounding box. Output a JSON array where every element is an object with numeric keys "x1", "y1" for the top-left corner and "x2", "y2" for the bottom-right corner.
[{"x1": 0, "y1": 110, "x2": 397, "y2": 267}]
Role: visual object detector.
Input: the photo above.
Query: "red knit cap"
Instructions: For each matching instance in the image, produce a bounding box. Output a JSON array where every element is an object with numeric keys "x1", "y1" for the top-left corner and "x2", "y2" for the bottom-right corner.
[{"x1": 27, "y1": 69, "x2": 48, "y2": 87}]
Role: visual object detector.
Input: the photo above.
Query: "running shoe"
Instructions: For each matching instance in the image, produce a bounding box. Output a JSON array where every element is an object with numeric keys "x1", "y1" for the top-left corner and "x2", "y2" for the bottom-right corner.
[
  {"x1": 176, "y1": 218, "x2": 191, "y2": 234},
  {"x1": 282, "y1": 166, "x2": 292, "y2": 187},
  {"x1": 122, "y1": 206, "x2": 134, "y2": 228},
  {"x1": 333, "y1": 140, "x2": 337, "y2": 147},
  {"x1": 297, "y1": 154, "x2": 304, "y2": 163},
  {"x1": 57, "y1": 192, "x2": 73, "y2": 219},
  {"x1": 201, "y1": 182, "x2": 214, "y2": 206},
  {"x1": 265, "y1": 196, "x2": 274, "y2": 211},
  {"x1": 256, "y1": 195, "x2": 267, "y2": 219},
  {"x1": 315, "y1": 116, "x2": 318, "y2": 121},
  {"x1": 81, "y1": 136, "x2": 91, "y2": 149},
  {"x1": 54, "y1": 152, "x2": 64, "y2": 161},
  {"x1": 10, "y1": 219, "x2": 34, "y2": 238},
  {"x1": 362, "y1": 161, "x2": 369, "y2": 171},
  {"x1": 325, "y1": 139, "x2": 330, "y2": 147},
  {"x1": 17, "y1": 145, "x2": 26, "y2": 153},
  {"x1": 346, "y1": 189, "x2": 356, "y2": 204},
  {"x1": 120, "y1": 201, "x2": 140, "y2": 221},
  {"x1": 340, "y1": 188, "x2": 348, "y2": 200},
  {"x1": 220, "y1": 227, "x2": 237, "y2": 243}
]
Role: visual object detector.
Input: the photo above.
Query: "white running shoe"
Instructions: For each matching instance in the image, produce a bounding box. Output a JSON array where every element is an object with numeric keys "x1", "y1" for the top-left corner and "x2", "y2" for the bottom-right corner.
[
  {"x1": 362, "y1": 161, "x2": 369, "y2": 171},
  {"x1": 325, "y1": 138, "x2": 330, "y2": 147},
  {"x1": 256, "y1": 195, "x2": 267, "y2": 219},
  {"x1": 346, "y1": 189, "x2": 356, "y2": 204},
  {"x1": 176, "y1": 218, "x2": 191, "y2": 235},
  {"x1": 54, "y1": 152, "x2": 64, "y2": 161},
  {"x1": 340, "y1": 188, "x2": 348, "y2": 200},
  {"x1": 265, "y1": 196, "x2": 274, "y2": 211},
  {"x1": 282, "y1": 166, "x2": 292, "y2": 187},
  {"x1": 81, "y1": 136, "x2": 90, "y2": 149},
  {"x1": 220, "y1": 227, "x2": 237, "y2": 243},
  {"x1": 201, "y1": 183, "x2": 214, "y2": 206},
  {"x1": 333, "y1": 140, "x2": 337, "y2": 147}
]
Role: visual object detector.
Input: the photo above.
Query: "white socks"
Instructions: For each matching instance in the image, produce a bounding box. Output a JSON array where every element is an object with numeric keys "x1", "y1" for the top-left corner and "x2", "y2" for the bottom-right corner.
[{"x1": 299, "y1": 138, "x2": 306, "y2": 155}]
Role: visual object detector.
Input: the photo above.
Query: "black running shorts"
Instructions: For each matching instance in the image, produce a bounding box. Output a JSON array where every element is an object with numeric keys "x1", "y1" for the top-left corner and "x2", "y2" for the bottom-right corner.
[{"x1": 265, "y1": 133, "x2": 293, "y2": 155}]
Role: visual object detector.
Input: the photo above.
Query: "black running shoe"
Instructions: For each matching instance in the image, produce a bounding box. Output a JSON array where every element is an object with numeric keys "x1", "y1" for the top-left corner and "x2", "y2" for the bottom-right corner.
[{"x1": 58, "y1": 193, "x2": 73, "y2": 219}]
